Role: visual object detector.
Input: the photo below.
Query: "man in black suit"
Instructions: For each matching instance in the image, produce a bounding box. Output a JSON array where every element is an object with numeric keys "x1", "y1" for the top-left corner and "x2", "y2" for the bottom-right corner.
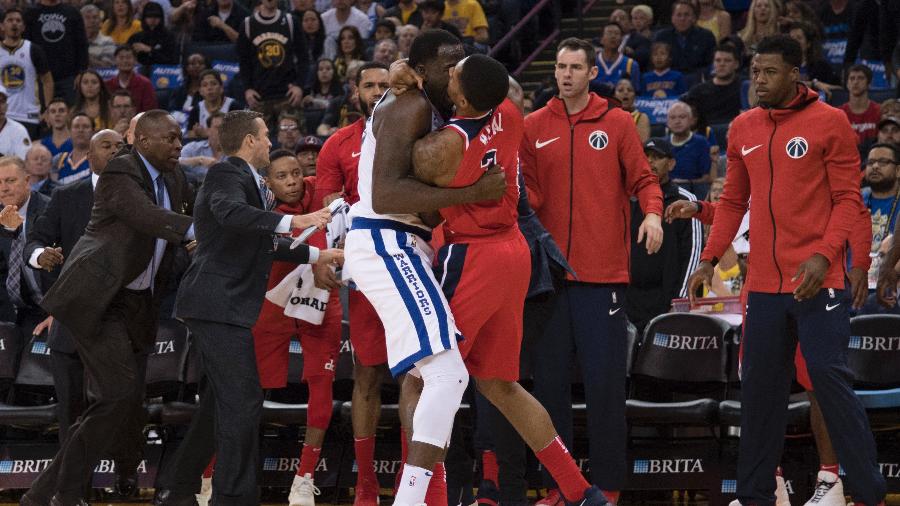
[
  {"x1": 0, "y1": 156, "x2": 52, "y2": 332},
  {"x1": 20, "y1": 111, "x2": 195, "y2": 506},
  {"x1": 25, "y1": 129, "x2": 144, "y2": 496},
  {"x1": 155, "y1": 110, "x2": 337, "y2": 506}
]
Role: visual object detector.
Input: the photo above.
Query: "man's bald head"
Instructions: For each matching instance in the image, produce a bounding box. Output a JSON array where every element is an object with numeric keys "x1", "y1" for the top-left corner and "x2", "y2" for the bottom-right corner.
[
  {"x1": 25, "y1": 144, "x2": 53, "y2": 179},
  {"x1": 507, "y1": 76, "x2": 524, "y2": 114},
  {"x1": 89, "y1": 129, "x2": 124, "y2": 175},
  {"x1": 126, "y1": 111, "x2": 145, "y2": 145}
]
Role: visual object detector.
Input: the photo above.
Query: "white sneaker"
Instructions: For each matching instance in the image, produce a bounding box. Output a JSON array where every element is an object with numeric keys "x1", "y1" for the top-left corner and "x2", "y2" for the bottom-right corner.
[
  {"x1": 196, "y1": 476, "x2": 212, "y2": 506},
  {"x1": 804, "y1": 470, "x2": 845, "y2": 505},
  {"x1": 289, "y1": 473, "x2": 320, "y2": 506},
  {"x1": 728, "y1": 501, "x2": 741, "y2": 506},
  {"x1": 776, "y1": 475, "x2": 791, "y2": 506}
]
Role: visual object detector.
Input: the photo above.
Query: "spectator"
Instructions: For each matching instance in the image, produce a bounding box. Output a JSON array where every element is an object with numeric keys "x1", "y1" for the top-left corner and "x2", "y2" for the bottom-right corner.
[
  {"x1": 40, "y1": 98, "x2": 71, "y2": 157},
  {"x1": 843, "y1": 0, "x2": 882, "y2": 72},
  {"x1": 372, "y1": 38, "x2": 398, "y2": 66},
  {"x1": 127, "y1": 2, "x2": 178, "y2": 67},
  {"x1": 170, "y1": 53, "x2": 208, "y2": 127},
  {"x1": 82, "y1": 4, "x2": 116, "y2": 68},
  {"x1": 180, "y1": 111, "x2": 225, "y2": 177},
  {"x1": 778, "y1": 0, "x2": 823, "y2": 39},
  {"x1": 695, "y1": 0, "x2": 731, "y2": 42},
  {"x1": 322, "y1": 0, "x2": 372, "y2": 40},
  {"x1": 627, "y1": 137, "x2": 701, "y2": 331},
  {"x1": 237, "y1": 0, "x2": 308, "y2": 129},
  {"x1": 630, "y1": 4, "x2": 653, "y2": 40},
  {"x1": 25, "y1": 144, "x2": 56, "y2": 196},
  {"x1": 109, "y1": 89, "x2": 135, "y2": 136},
  {"x1": 875, "y1": 116, "x2": 900, "y2": 147},
  {"x1": 51, "y1": 112, "x2": 93, "y2": 184},
  {"x1": 419, "y1": 0, "x2": 463, "y2": 40},
  {"x1": 443, "y1": 0, "x2": 488, "y2": 44},
  {"x1": 840, "y1": 64, "x2": 880, "y2": 146},
  {"x1": 612, "y1": 8, "x2": 650, "y2": 71},
  {"x1": 355, "y1": 0, "x2": 384, "y2": 32},
  {"x1": 681, "y1": 43, "x2": 742, "y2": 124},
  {"x1": 397, "y1": 24, "x2": 419, "y2": 59},
  {"x1": 303, "y1": 58, "x2": 343, "y2": 110},
  {"x1": 101, "y1": 0, "x2": 143, "y2": 45},
  {"x1": 74, "y1": 69, "x2": 113, "y2": 129},
  {"x1": 614, "y1": 78, "x2": 650, "y2": 142},
  {"x1": 316, "y1": 61, "x2": 363, "y2": 136},
  {"x1": 882, "y1": 99, "x2": 900, "y2": 120},
  {"x1": 787, "y1": 20, "x2": 840, "y2": 97},
  {"x1": 653, "y1": 1, "x2": 716, "y2": 80},
  {"x1": 0, "y1": 8, "x2": 53, "y2": 139},
  {"x1": 24, "y1": 0, "x2": 88, "y2": 104},
  {"x1": 817, "y1": 0, "x2": 853, "y2": 67},
  {"x1": 592, "y1": 22, "x2": 640, "y2": 91},
  {"x1": 384, "y1": 0, "x2": 422, "y2": 27},
  {"x1": 372, "y1": 19, "x2": 396, "y2": 42},
  {"x1": 302, "y1": 9, "x2": 336, "y2": 64},
  {"x1": 186, "y1": 69, "x2": 236, "y2": 138},
  {"x1": 862, "y1": 142, "x2": 900, "y2": 293},
  {"x1": 738, "y1": 0, "x2": 781, "y2": 57},
  {"x1": 192, "y1": 0, "x2": 249, "y2": 44},
  {"x1": 275, "y1": 112, "x2": 303, "y2": 151},
  {"x1": 334, "y1": 25, "x2": 365, "y2": 82},
  {"x1": 667, "y1": 101, "x2": 712, "y2": 199},
  {"x1": 295, "y1": 135, "x2": 321, "y2": 176},
  {"x1": 104, "y1": 45, "x2": 159, "y2": 113},
  {"x1": 641, "y1": 42, "x2": 685, "y2": 98}
]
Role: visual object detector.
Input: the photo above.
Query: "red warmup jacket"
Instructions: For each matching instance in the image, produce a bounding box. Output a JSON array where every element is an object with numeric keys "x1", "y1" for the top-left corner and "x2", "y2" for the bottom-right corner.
[
  {"x1": 520, "y1": 93, "x2": 664, "y2": 284},
  {"x1": 313, "y1": 118, "x2": 365, "y2": 208},
  {"x1": 700, "y1": 85, "x2": 863, "y2": 293}
]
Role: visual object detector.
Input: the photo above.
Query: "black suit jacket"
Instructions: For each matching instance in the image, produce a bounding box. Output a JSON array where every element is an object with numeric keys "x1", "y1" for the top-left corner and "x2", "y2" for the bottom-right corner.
[
  {"x1": 41, "y1": 151, "x2": 194, "y2": 341},
  {"x1": 35, "y1": 178, "x2": 58, "y2": 197},
  {"x1": 175, "y1": 156, "x2": 311, "y2": 328},
  {"x1": 0, "y1": 191, "x2": 53, "y2": 321},
  {"x1": 25, "y1": 177, "x2": 94, "y2": 352}
]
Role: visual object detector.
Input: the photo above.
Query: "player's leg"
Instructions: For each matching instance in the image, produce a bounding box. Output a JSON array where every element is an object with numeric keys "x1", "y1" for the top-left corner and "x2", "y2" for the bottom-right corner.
[
  {"x1": 397, "y1": 372, "x2": 449, "y2": 506},
  {"x1": 793, "y1": 290, "x2": 885, "y2": 506}
]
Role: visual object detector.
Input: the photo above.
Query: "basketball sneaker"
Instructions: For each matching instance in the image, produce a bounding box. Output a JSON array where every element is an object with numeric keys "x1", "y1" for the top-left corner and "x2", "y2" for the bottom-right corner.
[{"x1": 804, "y1": 470, "x2": 844, "y2": 506}]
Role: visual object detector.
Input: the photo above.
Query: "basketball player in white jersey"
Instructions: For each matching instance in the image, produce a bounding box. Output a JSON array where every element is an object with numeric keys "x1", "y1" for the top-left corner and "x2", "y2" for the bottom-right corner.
[
  {"x1": 0, "y1": 8, "x2": 53, "y2": 138},
  {"x1": 343, "y1": 29, "x2": 506, "y2": 506}
]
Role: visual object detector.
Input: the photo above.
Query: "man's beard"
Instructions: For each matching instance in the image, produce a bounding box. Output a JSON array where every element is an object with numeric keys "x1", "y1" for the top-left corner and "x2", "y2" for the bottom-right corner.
[{"x1": 868, "y1": 176, "x2": 898, "y2": 194}]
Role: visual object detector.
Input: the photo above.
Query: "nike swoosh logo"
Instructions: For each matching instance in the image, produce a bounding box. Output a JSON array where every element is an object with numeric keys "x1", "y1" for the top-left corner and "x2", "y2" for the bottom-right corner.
[
  {"x1": 535, "y1": 137, "x2": 560, "y2": 149},
  {"x1": 741, "y1": 144, "x2": 763, "y2": 156},
  {"x1": 351, "y1": 151, "x2": 361, "y2": 158},
  {"x1": 826, "y1": 303, "x2": 840, "y2": 311},
  {"x1": 609, "y1": 308, "x2": 621, "y2": 315}
]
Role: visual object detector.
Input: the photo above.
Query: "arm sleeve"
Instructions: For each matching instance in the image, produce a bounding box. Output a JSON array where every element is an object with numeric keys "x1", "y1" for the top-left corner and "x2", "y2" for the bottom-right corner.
[
  {"x1": 849, "y1": 201, "x2": 873, "y2": 270},
  {"x1": 700, "y1": 126, "x2": 750, "y2": 263},
  {"x1": 519, "y1": 122, "x2": 543, "y2": 212},
  {"x1": 695, "y1": 200, "x2": 717, "y2": 225},
  {"x1": 814, "y1": 112, "x2": 864, "y2": 264},
  {"x1": 273, "y1": 237, "x2": 312, "y2": 263},
  {"x1": 94, "y1": 170, "x2": 193, "y2": 243},
  {"x1": 203, "y1": 164, "x2": 284, "y2": 234},
  {"x1": 313, "y1": 134, "x2": 345, "y2": 206},
  {"x1": 25, "y1": 190, "x2": 63, "y2": 268},
  {"x1": 620, "y1": 115, "x2": 663, "y2": 216}
]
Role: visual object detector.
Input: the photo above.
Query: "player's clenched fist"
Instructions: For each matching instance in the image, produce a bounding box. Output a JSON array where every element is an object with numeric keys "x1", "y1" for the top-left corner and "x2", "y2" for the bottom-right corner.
[
  {"x1": 291, "y1": 207, "x2": 332, "y2": 230},
  {"x1": 0, "y1": 205, "x2": 22, "y2": 230}
]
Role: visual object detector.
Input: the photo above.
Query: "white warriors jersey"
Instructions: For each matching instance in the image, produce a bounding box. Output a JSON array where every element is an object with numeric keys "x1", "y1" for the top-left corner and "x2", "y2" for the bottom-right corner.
[
  {"x1": 348, "y1": 92, "x2": 446, "y2": 229},
  {"x1": 0, "y1": 40, "x2": 40, "y2": 125}
]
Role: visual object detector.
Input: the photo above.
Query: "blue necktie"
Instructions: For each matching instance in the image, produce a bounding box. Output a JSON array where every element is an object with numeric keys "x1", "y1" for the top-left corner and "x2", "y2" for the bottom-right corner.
[{"x1": 155, "y1": 176, "x2": 166, "y2": 207}]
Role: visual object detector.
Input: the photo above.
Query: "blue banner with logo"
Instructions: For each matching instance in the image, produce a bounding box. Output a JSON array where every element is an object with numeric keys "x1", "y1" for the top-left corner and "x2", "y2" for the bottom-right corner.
[
  {"x1": 212, "y1": 60, "x2": 240, "y2": 86},
  {"x1": 858, "y1": 59, "x2": 892, "y2": 90},
  {"x1": 823, "y1": 39, "x2": 847, "y2": 66},
  {"x1": 151, "y1": 65, "x2": 183, "y2": 90},
  {"x1": 635, "y1": 97, "x2": 679, "y2": 125}
]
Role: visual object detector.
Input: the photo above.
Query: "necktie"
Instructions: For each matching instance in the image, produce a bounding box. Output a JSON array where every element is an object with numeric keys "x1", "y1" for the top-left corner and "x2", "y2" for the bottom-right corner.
[
  {"x1": 258, "y1": 174, "x2": 275, "y2": 211},
  {"x1": 155, "y1": 175, "x2": 166, "y2": 207},
  {"x1": 6, "y1": 230, "x2": 25, "y2": 308}
]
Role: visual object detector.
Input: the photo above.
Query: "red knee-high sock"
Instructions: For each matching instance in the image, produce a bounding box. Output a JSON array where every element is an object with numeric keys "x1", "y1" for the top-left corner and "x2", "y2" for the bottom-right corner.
[
  {"x1": 202, "y1": 457, "x2": 215, "y2": 479},
  {"x1": 535, "y1": 436, "x2": 591, "y2": 503},
  {"x1": 355, "y1": 436, "x2": 378, "y2": 490},
  {"x1": 298, "y1": 444, "x2": 322, "y2": 477},
  {"x1": 482, "y1": 450, "x2": 498, "y2": 485},
  {"x1": 423, "y1": 462, "x2": 447, "y2": 506},
  {"x1": 306, "y1": 375, "x2": 335, "y2": 429}
]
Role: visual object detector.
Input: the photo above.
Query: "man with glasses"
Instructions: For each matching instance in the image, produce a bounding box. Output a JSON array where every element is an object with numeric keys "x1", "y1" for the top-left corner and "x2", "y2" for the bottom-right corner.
[
  {"x1": 276, "y1": 113, "x2": 303, "y2": 152},
  {"x1": 295, "y1": 136, "x2": 321, "y2": 177},
  {"x1": 862, "y1": 143, "x2": 900, "y2": 296},
  {"x1": 110, "y1": 90, "x2": 135, "y2": 137}
]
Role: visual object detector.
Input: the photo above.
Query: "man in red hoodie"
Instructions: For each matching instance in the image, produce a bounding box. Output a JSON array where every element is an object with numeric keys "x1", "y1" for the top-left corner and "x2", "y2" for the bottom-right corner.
[
  {"x1": 520, "y1": 36, "x2": 664, "y2": 504},
  {"x1": 687, "y1": 35, "x2": 886, "y2": 506}
]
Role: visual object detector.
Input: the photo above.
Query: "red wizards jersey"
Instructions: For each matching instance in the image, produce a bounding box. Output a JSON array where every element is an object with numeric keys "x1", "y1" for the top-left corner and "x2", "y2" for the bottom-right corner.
[{"x1": 441, "y1": 98, "x2": 524, "y2": 243}]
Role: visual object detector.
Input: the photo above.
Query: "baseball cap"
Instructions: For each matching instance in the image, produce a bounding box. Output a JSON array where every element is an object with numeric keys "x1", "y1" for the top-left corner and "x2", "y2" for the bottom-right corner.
[
  {"x1": 643, "y1": 137, "x2": 673, "y2": 158},
  {"x1": 295, "y1": 136, "x2": 324, "y2": 153},
  {"x1": 877, "y1": 116, "x2": 900, "y2": 130}
]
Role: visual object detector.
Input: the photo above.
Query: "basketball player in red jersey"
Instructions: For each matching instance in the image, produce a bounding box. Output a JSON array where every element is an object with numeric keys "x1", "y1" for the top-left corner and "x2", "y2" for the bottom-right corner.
[
  {"x1": 311, "y1": 61, "x2": 391, "y2": 505},
  {"x1": 406, "y1": 54, "x2": 608, "y2": 506}
]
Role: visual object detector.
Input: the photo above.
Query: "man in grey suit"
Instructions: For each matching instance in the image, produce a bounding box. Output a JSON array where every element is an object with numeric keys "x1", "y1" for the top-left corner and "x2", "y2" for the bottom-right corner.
[
  {"x1": 21, "y1": 111, "x2": 196, "y2": 506},
  {"x1": 156, "y1": 110, "x2": 337, "y2": 506}
]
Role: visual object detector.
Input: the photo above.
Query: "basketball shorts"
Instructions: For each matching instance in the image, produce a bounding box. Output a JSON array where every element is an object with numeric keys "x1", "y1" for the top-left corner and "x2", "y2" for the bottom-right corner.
[
  {"x1": 435, "y1": 232, "x2": 531, "y2": 382},
  {"x1": 344, "y1": 217, "x2": 461, "y2": 377}
]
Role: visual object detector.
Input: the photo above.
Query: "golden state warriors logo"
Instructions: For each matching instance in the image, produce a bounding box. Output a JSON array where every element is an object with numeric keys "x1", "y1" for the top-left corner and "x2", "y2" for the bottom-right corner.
[
  {"x1": 1, "y1": 64, "x2": 25, "y2": 92},
  {"x1": 257, "y1": 40, "x2": 286, "y2": 68},
  {"x1": 156, "y1": 76, "x2": 170, "y2": 88}
]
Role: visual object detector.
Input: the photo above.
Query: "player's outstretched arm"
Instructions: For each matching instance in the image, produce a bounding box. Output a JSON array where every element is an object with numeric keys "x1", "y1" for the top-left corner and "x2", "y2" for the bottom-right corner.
[
  {"x1": 371, "y1": 93, "x2": 505, "y2": 215},
  {"x1": 411, "y1": 129, "x2": 464, "y2": 187}
]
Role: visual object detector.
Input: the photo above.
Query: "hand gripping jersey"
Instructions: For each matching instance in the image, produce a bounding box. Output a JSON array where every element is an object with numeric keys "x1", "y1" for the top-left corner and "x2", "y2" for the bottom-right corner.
[{"x1": 440, "y1": 98, "x2": 523, "y2": 243}]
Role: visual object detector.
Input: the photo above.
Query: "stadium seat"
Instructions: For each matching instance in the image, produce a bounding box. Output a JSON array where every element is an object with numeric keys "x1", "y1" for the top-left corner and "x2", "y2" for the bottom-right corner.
[
  {"x1": 14, "y1": 334, "x2": 54, "y2": 393},
  {"x1": 717, "y1": 398, "x2": 810, "y2": 431},
  {"x1": 847, "y1": 315, "x2": 900, "y2": 419},
  {"x1": 145, "y1": 319, "x2": 191, "y2": 398}
]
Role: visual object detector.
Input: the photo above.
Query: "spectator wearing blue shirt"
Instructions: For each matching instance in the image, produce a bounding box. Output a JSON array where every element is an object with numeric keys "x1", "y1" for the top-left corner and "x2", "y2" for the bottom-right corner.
[
  {"x1": 653, "y1": 1, "x2": 716, "y2": 84},
  {"x1": 667, "y1": 101, "x2": 712, "y2": 199},
  {"x1": 862, "y1": 143, "x2": 900, "y2": 278},
  {"x1": 592, "y1": 22, "x2": 640, "y2": 92},
  {"x1": 640, "y1": 42, "x2": 686, "y2": 98}
]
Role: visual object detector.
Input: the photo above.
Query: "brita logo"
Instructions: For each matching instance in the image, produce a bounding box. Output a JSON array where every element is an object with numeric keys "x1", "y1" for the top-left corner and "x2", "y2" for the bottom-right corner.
[
  {"x1": 154, "y1": 340, "x2": 175, "y2": 354},
  {"x1": 652, "y1": 333, "x2": 719, "y2": 350},
  {"x1": 264, "y1": 457, "x2": 326, "y2": 472},
  {"x1": 0, "y1": 459, "x2": 52, "y2": 473},
  {"x1": 289, "y1": 340, "x2": 302, "y2": 354},
  {"x1": 848, "y1": 335, "x2": 900, "y2": 351},
  {"x1": 632, "y1": 459, "x2": 704, "y2": 474},
  {"x1": 31, "y1": 341, "x2": 50, "y2": 355},
  {"x1": 721, "y1": 480, "x2": 737, "y2": 493},
  {"x1": 880, "y1": 462, "x2": 900, "y2": 478}
]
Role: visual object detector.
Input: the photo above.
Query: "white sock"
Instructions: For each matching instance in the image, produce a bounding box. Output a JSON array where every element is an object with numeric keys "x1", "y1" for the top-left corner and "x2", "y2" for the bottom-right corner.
[{"x1": 392, "y1": 464, "x2": 433, "y2": 506}]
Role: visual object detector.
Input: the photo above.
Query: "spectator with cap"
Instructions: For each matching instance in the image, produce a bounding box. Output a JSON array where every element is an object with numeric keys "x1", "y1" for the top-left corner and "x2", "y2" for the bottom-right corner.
[
  {"x1": 0, "y1": 85, "x2": 33, "y2": 160},
  {"x1": 276, "y1": 113, "x2": 304, "y2": 152},
  {"x1": 653, "y1": 0, "x2": 716, "y2": 83},
  {"x1": 627, "y1": 137, "x2": 701, "y2": 332},
  {"x1": 127, "y1": 2, "x2": 178, "y2": 67},
  {"x1": 296, "y1": 135, "x2": 322, "y2": 176},
  {"x1": 104, "y1": 45, "x2": 159, "y2": 113},
  {"x1": 874, "y1": 116, "x2": 900, "y2": 147},
  {"x1": 418, "y1": 0, "x2": 463, "y2": 40}
]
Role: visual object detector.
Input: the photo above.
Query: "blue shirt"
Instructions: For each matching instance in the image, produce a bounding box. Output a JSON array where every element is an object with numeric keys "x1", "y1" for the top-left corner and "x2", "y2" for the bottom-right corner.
[
  {"x1": 670, "y1": 133, "x2": 711, "y2": 180},
  {"x1": 54, "y1": 152, "x2": 90, "y2": 185},
  {"x1": 640, "y1": 69, "x2": 686, "y2": 98},
  {"x1": 41, "y1": 136, "x2": 72, "y2": 158},
  {"x1": 592, "y1": 54, "x2": 640, "y2": 91}
]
